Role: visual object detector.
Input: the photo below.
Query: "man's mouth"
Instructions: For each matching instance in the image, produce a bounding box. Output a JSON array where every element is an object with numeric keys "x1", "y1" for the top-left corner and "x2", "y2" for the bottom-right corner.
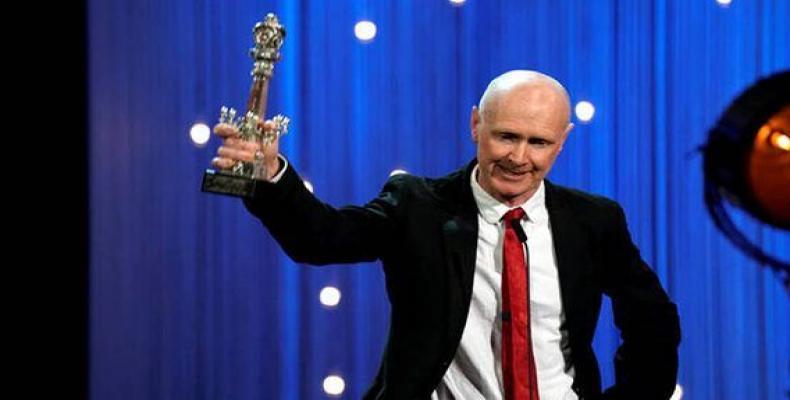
[{"x1": 496, "y1": 164, "x2": 529, "y2": 178}]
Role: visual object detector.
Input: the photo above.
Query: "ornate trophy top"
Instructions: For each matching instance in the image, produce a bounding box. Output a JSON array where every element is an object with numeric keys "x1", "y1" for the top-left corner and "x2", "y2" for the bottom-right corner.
[{"x1": 250, "y1": 13, "x2": 286, "y2": 80}]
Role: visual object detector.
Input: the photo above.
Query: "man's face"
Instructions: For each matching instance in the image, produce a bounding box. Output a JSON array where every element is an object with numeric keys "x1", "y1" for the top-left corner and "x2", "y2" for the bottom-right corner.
[{"x1": 471, "y1": 84, "x2": 572, "y2": 206}]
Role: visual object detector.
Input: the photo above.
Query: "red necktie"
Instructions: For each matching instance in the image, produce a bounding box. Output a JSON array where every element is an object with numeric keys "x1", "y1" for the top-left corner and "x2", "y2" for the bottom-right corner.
[{"x1": 501, "y1": 207, "x2": 540, "y2": 400}]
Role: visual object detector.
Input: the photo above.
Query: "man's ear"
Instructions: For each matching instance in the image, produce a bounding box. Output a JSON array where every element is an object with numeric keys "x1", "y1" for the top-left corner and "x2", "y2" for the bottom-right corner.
[
  {"x1": 471, "y1": 106, "x2": 481, "y2": 143},
  {"x1": 559, "y1": 122, "x2": 574, "y2": 151}
]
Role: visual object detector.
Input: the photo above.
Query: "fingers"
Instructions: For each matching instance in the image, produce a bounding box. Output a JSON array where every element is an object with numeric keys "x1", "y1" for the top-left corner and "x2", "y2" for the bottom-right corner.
[
  {"x1": 217, "y1": 146, "x2": 256, "y2": 162},
  {"x1": 212, "y1": 121, "x2": 280, "y2": 172},
  {"x1": 215, "y1": 121, "x2": 281, "y2": 141},
  {"x1": 216, "y1": 121, "x2": 277, "y2": 137},
  {"x1": 213, "y1": 123, "x2": 240, "y2": 138},
  {"x1": 224, "y1": 137, "x2": 261, "y2": 152},
  {"x1": 259, "y1": 120, "x2": 276, "y2": 131},
  {"x1": 212, "y1": 157, "x2": 237, "y2": 170}
]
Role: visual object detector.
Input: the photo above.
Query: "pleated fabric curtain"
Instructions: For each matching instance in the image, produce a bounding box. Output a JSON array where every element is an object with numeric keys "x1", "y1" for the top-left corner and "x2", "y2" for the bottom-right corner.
[{"x1": 89, "y1": 0, "x2": 789, "y2": 398}]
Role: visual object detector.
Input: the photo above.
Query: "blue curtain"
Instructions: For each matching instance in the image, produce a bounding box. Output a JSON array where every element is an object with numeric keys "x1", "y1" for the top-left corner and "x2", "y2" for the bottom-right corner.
[{"x1": 89, "y1": 0, "x2": 789, "y2": 398}]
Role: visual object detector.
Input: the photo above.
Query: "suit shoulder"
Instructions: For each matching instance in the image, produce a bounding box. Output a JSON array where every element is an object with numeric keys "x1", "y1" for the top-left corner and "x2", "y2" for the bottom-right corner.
[
  {"x1": 375, "y1": 172, "x2": 432, "y2": 211},
  {"x1": 383, "y1": 166, "x2": 467, "y2": 199},
  {"x1": 381, "y1": 171, "x2": 427, "y2": 194},
  {"x1": 548, "y1": 182, "x2": 622, "y2": 214}
]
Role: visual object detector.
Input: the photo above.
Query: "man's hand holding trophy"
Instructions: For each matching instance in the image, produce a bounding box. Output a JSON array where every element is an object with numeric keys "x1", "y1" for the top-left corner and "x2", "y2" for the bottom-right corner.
[{"x1": 202, "y1": 13, "x2": 289, "y2": 197}]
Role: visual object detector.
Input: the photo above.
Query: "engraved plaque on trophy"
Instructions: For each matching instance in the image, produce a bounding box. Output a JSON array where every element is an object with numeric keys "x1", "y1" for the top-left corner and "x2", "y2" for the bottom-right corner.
[{"x1": 202, "y1": 13, "x2": 290, "y2": 198}]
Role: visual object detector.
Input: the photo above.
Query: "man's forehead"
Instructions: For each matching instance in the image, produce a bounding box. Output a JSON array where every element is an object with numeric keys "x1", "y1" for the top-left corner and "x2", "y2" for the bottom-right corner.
[
  {"x1": 484, "y1": 85, "x2": 570, "y2": 121},
  {"x1": 492, "y1": 81, "x2": 566, "y2": 105}
]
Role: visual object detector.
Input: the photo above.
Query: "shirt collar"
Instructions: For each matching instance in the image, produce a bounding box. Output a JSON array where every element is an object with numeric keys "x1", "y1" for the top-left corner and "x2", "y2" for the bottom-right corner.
[{"x1": 470, "y1": 164, "x2": 547, "y2": 225}]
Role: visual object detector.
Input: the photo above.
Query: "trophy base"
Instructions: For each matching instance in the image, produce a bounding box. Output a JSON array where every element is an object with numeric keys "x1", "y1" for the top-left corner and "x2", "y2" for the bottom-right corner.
[{"x1": 202, "y1": 169, "x2": 259, "y2": 198}]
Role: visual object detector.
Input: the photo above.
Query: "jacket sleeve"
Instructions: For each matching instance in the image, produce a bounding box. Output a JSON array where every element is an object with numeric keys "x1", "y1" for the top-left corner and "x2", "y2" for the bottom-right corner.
[
  {"x1": 600, "y1": 204, "x2": 681, "y2": 400},
  {"x1": 242, "y1": 161, "x2": 405, "y2": 265}
]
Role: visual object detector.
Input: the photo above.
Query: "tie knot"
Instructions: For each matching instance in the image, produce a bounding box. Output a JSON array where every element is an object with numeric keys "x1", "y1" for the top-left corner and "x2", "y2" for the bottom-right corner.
[{"x1": 503, "y1": 207, "x2": 526, "y2": 223}]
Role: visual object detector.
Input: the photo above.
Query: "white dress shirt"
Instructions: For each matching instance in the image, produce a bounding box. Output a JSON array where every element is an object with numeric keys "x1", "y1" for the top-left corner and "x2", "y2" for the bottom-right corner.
[{"x1": 431, "y1": 166, "x2": 577, "y2": 400}]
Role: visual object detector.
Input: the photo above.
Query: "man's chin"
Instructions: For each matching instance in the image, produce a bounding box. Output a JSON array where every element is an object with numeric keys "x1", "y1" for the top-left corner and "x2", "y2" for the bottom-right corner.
[
  {"x1": 492, "y1": 176, "x2": 529, "y2": 191},
  {"x1": 491, "y1": 184, "x2": 526, "y2": 200},
  {"x1": 490, "y1": 179, "x2": 538, "y2": 202}
]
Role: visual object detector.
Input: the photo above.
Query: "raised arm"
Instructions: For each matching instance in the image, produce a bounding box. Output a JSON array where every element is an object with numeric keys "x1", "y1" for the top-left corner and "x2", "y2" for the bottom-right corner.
[{"x1": 241, "y1": 161, "x2": 406, "y2": 265}]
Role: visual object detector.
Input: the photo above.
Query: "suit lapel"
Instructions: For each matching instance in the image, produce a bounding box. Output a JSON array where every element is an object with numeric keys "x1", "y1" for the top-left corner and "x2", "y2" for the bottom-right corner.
[
  {"x1": 437, "y1": 161, "x2": 480, "y2": 340},
  {"x1": 545, "y1": 181, "x2": 585, "y2": 326},
  {"x1": 442, "y1": 215, "x2": 477, "y2": 302}
]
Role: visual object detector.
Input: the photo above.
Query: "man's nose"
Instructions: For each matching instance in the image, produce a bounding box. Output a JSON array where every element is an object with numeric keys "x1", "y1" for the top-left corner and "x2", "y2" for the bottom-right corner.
[{"x1": 508, "y1": 142, "x2": 530, "y2": 165}]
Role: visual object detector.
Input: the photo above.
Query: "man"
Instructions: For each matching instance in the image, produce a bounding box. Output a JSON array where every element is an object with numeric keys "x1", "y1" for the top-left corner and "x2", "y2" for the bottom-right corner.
[{"x1": 213, "y1": 70, "x2": 681, "y2": 399}]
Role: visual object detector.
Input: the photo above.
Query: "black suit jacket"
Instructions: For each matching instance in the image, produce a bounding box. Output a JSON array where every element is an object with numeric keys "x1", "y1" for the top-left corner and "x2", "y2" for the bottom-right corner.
[{"x1": 244, "y1": 160, "x2": 681, "y2": 400}]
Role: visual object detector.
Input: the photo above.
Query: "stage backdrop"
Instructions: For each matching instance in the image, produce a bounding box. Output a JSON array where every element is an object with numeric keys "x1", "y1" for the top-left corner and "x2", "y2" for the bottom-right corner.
[{"x1": 89, "y1": 0, "x2": 789, "y2": 398}]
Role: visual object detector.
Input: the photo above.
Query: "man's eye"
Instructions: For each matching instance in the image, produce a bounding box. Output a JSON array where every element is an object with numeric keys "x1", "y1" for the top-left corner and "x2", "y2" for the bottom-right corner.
[{"x1": 530, "y1": 139, "x2": 549, "y2": 146}]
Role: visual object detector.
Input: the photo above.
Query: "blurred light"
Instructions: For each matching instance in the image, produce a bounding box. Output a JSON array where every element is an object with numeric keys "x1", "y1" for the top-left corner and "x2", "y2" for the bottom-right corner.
[
  {"x1": 748, "y1": 109, "x2": 790, "y2": 226},
  {"x1": 768, "y1": 130, "x2": 790, "y2": 151},
  {"x1": 389, "y1": 169, "x2": 408, "y2": 177},
  {"x1": 323, "y1": 375, "x2": 345, "y2": 396},
  {"x1": 354, "y1": 20, "x2": 377, "y2": 42},
  {"x1": 190, "y1": 122, "x2": 211, "y2": 147},
  {"x1": 716, "y1": 0, "x2": 732, "y2": 7},
  {"x1": 703, "y1": 71, "x2": 789, "y2": 286},
  {"x1": 670, "y1": 384, "x2": 684, "y2": 400},
  {"x1": 449, "y1": 0, "x2": 466, "y2": 5},
  {"x1": 303, "y1": 180, "x2": 314, "y2": 193},
  {"x1": 574, "y1": 101, "x2": 595, "y2": 123},
  {"x1": 319, "y1": 286, "x2": 341, "y2": 308}
]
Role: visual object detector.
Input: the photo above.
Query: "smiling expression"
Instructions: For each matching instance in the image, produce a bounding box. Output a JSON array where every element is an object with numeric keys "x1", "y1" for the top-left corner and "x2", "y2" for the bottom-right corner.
[{"x1": 471, "y1": 76, "x2": 573, "y2": 206}]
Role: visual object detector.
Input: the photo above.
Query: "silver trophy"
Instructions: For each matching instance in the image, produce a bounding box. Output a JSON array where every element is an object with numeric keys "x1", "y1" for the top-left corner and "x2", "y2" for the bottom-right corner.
[{"x1": 202, "y1": 13, "x2": 290, "y2": 197}]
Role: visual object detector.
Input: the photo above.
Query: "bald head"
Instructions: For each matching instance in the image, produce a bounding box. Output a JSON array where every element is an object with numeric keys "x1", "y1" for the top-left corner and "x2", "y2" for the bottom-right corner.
[{"x1": 478, "y1": 70, "x2": 572, "y2": 126}]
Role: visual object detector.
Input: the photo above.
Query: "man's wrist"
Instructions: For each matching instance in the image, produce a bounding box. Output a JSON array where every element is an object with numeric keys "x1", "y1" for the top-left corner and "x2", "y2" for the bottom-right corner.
[
  {"x1": 265, "y1": 155, "x2": 289, "y2": 183},
  {"x1": 265, "y1": 159, "x2": 281, "y2": 180}
]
